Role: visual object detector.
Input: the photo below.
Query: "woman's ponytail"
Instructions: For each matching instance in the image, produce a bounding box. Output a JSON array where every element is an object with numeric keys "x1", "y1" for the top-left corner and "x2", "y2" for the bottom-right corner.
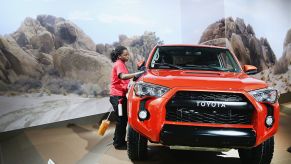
[{"x1": 110, "y1": 46, "x2": 127, "y2": 62}]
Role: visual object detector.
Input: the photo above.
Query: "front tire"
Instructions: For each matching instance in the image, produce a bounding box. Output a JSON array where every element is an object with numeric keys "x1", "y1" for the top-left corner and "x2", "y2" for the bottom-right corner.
[
  {"x1": 238, "y1": 136, "x2": 274, "y2": 164},
  {"x1": 127, "y1": 125, "x2": 148, "y2": 161}
]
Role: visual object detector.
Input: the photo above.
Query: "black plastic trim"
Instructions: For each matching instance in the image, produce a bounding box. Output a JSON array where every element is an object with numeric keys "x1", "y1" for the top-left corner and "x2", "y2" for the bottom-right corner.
[
  {"x1": 265, "y1": 103, "x2": 275, "y2": 128},
  {"x1": 138, "y1": 98, "x2": 150, "y2": 121},
  {"x1": 160, "y1": 124, "x2": 256, "y2": 148}
]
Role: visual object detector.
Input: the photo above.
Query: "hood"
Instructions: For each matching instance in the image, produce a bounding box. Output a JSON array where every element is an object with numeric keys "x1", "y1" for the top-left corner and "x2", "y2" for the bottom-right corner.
[{"x1": 140, "y1": 69, "x2": 267, "y2": 92}]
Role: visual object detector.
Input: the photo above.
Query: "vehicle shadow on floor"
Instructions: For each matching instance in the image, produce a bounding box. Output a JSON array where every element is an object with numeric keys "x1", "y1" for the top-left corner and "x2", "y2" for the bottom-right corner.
[{"x1": 134, "y1": 145, "x2": 241, "y2": 164}]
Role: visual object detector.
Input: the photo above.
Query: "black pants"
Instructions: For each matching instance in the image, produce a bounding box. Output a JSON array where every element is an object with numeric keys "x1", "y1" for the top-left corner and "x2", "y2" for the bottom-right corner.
[{"x1": 109, "y1": 96, "x2": 128, "y2": 146}]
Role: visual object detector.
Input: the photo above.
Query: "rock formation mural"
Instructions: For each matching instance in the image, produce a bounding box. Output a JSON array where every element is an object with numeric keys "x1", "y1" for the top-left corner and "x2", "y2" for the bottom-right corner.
[
  {"x1": 199, "y1": 17, "x2": 277, "y2": 72},
  {"x1": 0, "y1": 15, "x2": 162, "y2": 96},
  {"x1": 254, "y1": 28, "x2": 291, "y2": 94}
]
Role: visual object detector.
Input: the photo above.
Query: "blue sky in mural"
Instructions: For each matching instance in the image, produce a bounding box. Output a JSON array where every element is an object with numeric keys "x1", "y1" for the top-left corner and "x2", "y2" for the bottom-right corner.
[{"x1": 0, "y1": 0, "x2": 181, "y2": 44}]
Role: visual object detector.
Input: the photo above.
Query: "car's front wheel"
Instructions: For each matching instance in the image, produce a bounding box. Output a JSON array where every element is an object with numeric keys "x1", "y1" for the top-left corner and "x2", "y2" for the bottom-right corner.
[
  {"x1": 127, "y1": 125, "x2": 148, "y2": 161},
  {"x1": 238, "y1": 136, "x2": 274, "y2": 164}
]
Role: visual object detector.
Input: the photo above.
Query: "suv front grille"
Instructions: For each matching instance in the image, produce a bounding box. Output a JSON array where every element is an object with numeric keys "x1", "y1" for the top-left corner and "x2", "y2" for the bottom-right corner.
[
  {"x1": 165, "y1": 91, "x2": 254, "y2": 125},
  {"x1": 172, "y1": 91, "x2": 245, "y2": 102}
]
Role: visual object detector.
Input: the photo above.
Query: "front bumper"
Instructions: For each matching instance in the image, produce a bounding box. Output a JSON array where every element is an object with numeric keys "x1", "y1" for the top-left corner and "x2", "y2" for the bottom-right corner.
[{"x1": 160, "y1": 124, "x2": 256, "y2": 148}]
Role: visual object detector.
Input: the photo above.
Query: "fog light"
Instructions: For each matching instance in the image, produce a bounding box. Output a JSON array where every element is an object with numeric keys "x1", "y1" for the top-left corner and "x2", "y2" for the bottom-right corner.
[
  {"x1": 265, "y1": 116, "x2": 274, "y2": 127},
  {"x1": 138, "y1": 110, "x2": 148, "y2": 120}
]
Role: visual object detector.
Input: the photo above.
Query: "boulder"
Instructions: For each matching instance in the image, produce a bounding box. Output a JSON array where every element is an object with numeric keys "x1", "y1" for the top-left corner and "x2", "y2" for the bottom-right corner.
[
  {"x1": 100, "y1": 32, "x2": 162, "y2": 72},
  {"x1": 285, "y1": 44, "x2": 291, "y2": 63},
  {"x1": 0, "y1": 49, "x2": 10, "y2": 83},
  {"x1": 25, "y1": 49, "x2": 53, "y2": 66},
  {"x1": 200, "y1": 19, "x2": 225, "y2": 43},
  {"x1": 12, "y1": 15, "x2": 96, "y2": 53},
  {"x1": 1, "y1": 14, "x2": 163, "y2": 95},
  {"x1": 273, "y1": 28, "x2": 291, "y2": 74},
  {"x1": 37, "y1": 15, "x2": 65, "y2": 34},
  {"x1": 230, "y1": 34, "x2": 249, "y2": 65},
  {"x1": 246, "y1": 24, "x2": 255, "y2": 36},
  {"x1": 249, "y1": 36, "x2": 266, "y2": 70},
  {"x1": 53, "y1": 47, "x2": 112, "y2": 91},
  {"x1": 11, "y1": 17, "x2": 47, "y2": 47},
  {"x1": 14, "y1": 32, "x2": 29, "y2": 47},
  {"x1": 225, "y1": 17, "x2": 236, "y2": 39},
  {"x1": 284, "y1": 28, "x2": 291, "y2": 48},
  {"x1": 260, "y1": 38, "x2": 276, "y2": 66},
  {"x1": 235, "y1": 18, "x2": 246, "y2": 34},
  {"x1": 55, "y1": 22, "x2": 77, "y2": 44},
  {"x1": 199, "y1": 38, "x2": 227, "y2": 47},
  {"x1": 30, "y1": 31, "x2": 54, "y2": 53},
  {"x1": 96, "y1": 43, "x2": 106, "y2": 54},
  {"x1": 282, "y1": 28, "x2": 291, "y2": 64},
  {"x1": 0, "y1": 36, "x2": 43, "y2": 83},
  {"x1": 54, "y1": 20, "x2": 96, "y2": 51}
]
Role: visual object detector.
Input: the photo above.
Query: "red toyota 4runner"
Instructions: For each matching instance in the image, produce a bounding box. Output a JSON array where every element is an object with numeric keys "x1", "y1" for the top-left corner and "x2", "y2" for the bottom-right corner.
[{"x1": 127, "y1": 45, "x2": 279, "y2": 164}]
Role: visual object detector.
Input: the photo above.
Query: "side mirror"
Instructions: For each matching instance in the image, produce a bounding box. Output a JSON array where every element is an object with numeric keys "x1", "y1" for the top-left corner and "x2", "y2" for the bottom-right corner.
[{"x1": 244, "y1": 65, "x2": 258, "y2": 75}]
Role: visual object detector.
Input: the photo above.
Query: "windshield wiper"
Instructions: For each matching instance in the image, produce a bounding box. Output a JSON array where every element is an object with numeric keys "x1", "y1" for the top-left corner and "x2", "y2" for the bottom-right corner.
[
  {"x1": 207, "y1": 66, "x2": 230, "y2": 71},
  {"x1": 153, "y1": 63, "x2": 184, "y2": 69},
  {"x1": 184, "y1": 64, "x2": 230, "y2": 72}
]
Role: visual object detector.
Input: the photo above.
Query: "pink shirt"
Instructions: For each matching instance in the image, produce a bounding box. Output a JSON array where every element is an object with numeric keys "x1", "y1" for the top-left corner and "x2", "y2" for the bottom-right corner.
[{"x1": 110, "y1": 59, "x2": 130, "y2": 96}]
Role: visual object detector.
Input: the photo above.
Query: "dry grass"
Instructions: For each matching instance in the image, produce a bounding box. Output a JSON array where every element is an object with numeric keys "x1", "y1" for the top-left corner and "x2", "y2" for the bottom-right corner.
[
  {"x1": 6, "y1": 75, "x2": 109, "y2": 97},
  {"x1": 6, "y1": 91, "x2": 19, "y2": 96},
  {"x1": 12, "y1": 76, "x2": 42, "y2": 92}
]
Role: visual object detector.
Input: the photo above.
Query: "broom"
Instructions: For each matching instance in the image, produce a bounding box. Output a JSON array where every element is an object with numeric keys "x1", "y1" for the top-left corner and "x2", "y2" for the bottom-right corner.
[{"x1": 97, "y1": 110, "x2": 112, "y2": 136}]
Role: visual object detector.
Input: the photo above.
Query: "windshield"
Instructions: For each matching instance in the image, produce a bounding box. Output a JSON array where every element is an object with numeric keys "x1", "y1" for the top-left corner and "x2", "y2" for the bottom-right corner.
[{"x1": 149, "y1": 46, "x2": 241, "y2": 72}]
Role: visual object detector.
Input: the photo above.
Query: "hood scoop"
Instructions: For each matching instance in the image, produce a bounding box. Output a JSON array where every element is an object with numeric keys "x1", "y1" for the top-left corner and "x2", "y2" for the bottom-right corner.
[{"x1": 183, "y1": 71, "x2": 221, "y2": 76}]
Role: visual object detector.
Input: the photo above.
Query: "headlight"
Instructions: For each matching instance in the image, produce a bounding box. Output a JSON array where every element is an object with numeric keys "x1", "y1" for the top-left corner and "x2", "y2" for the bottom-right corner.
[
  {"x1": 249, "y1": 87, "x2": 278, "y2": 104},
  {"x1": 134, "y1": 82, "x2": 169, "y2": 97}
]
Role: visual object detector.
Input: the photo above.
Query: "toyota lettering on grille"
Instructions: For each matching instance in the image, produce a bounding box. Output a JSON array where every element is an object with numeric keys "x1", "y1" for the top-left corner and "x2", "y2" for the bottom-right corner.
[{"x1": 196, "y1": 101, "x2": 227, "y2": 108}]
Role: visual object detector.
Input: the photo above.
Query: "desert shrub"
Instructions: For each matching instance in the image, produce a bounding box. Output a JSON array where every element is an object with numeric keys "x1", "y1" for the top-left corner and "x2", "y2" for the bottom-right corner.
[
  {"x1": 42, "y1": 88, "x2": 51, "y2": 96},
  {"x1": 62, "y1": 80, "x2": 83, "y2": 95},
  {"x1": 45, "y1": 78, "x2": 63, "y2": 94},
  {"x1": 45, "y1": 78, "x2": 83, "y2": 95},
  {"x1": 274, "y1": 58, "x2": 288, "y2": 74},
  {"x1": 12, "y1": 76, "x2": 42, "y2": 92},
  {"x1": 81, "y1": 83, "x2": 101, "y2": 97},
  {"x1": 6, "y1": 91, "x2": 19, "y2": 96},
  {"x1": 0, "y1": 81, "x2": 8, "y2": 91},
  {"x1": 47, "y1": 68, "x2": 60, "y2": 77}
]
